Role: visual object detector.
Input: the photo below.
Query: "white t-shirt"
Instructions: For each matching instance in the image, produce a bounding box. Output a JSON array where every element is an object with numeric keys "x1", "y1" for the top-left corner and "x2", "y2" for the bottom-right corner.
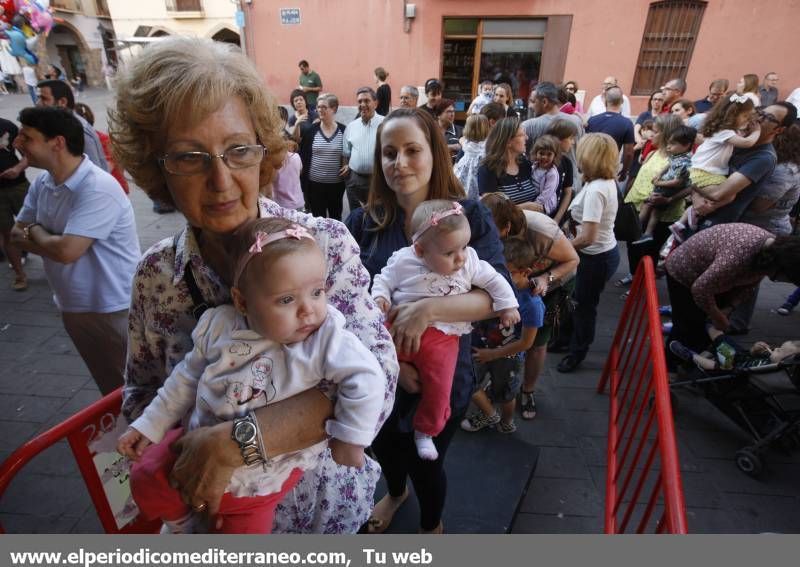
[
  {"x1": 691, "y1": 129, "x2": 736, "y2": 175},
  {"x1": 568, "y1": 178, "x2": 618, "y2": 255},
  {"x1": 22, "y1": 66, "x2": 37, "y2": 87},
  {"x1": 587, "y1": 94, "x2": 632, "y2": 119}
]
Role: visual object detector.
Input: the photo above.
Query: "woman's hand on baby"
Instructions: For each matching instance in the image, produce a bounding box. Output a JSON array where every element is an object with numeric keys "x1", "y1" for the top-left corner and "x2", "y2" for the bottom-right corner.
[
  {"x1": 169, "y1": 422, "x2": 241, "y2": 528},
  {"x1": 116, "y1": 427, "x2": 152, "y2": 461},
  {"x1": 387, "y1": 300, "x2": 432, "y2": 354},
  {"x1": 375, "y1": 297, "x2": 391, "y2": 314},
  {"x1": 498, "y1": 308, "x2": 521, "y2": 329},
  {"x1": 329, "y1": 439, "x2": 365, "y2": 468}
]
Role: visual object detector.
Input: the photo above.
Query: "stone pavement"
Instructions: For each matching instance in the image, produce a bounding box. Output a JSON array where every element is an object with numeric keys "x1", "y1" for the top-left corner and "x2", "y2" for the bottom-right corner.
[{"x1": 1, "y1": 89, "x2": 799, "y2": 533}]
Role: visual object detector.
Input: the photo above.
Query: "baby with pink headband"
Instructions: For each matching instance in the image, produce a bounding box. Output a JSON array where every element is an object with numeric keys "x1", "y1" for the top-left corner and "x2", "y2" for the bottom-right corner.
[
  {"x1": 372, "y1": 200, "x2": 520, "y2": 459},
  {"x1": 117, "y1": 217, "x2": 385, "y2": 534}
]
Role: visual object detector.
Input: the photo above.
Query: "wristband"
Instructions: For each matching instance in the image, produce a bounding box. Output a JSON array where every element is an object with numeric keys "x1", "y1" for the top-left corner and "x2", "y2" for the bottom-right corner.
[{"x1": 23, "y1": 222, "x2": 41, "y2": 240}]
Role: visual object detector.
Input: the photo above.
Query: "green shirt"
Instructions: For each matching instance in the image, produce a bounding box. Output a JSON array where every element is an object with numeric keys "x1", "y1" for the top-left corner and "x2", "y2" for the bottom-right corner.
[{"x1": 299, "y1": 70, "x2": 322, "y2": 107}]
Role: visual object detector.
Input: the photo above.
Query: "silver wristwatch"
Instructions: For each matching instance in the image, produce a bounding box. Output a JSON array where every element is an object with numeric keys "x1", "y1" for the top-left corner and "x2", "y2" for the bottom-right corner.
[{"x1": 231, "y1": 413, "x2": 265, "y2": 467}]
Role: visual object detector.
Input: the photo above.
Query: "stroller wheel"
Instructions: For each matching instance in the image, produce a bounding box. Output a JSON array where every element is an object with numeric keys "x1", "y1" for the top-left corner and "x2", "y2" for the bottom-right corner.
[{"x1": 735, "y1": 448, "x2": 763, "y2": 478}]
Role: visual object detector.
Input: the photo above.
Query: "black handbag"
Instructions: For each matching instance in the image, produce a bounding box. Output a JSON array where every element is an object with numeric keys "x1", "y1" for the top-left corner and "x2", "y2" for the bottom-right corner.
[{"x1": 613, "y1": 184, "x2": 642, "y2": 242}]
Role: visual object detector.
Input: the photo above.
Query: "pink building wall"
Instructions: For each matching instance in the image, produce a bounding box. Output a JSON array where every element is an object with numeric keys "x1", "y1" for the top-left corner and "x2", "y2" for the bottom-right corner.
[{"x1": 245, "y1": 0, "x2": 800, "y2": 114}]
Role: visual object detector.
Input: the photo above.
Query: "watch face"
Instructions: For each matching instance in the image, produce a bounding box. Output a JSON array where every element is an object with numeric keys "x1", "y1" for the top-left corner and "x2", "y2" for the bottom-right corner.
[{"x1": 234, "y1": 421, "x2": 257, "y2": 444}]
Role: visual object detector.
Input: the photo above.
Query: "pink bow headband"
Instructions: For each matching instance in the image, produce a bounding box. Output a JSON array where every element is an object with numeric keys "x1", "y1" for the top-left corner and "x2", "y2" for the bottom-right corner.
[
  {"x1": 411, "y1": 202, "x2": 464, "y2": 243},
  {"x1": 233, "y1": 225, "x2": 314, "y2": 288}
]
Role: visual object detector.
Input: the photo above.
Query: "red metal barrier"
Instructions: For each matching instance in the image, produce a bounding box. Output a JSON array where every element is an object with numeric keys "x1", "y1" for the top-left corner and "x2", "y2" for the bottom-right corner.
[
  {"x1": 597, "y1": 256, "x2": 687, "y2": 534},
  {"x1": 0, "y1": 388, "x2": 160, "y2": 534}
]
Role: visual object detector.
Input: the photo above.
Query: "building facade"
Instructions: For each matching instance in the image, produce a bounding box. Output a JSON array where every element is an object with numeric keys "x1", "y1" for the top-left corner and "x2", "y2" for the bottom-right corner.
[
  {"x1": 44, "y1": 0, "x2": 117, "y2": 87},
  {"x1": 243, "y1": 0, "x2": 800, "y2": 115},
  {"x1": 105, "y1": 0, "x2": 241, "y2": 54}
]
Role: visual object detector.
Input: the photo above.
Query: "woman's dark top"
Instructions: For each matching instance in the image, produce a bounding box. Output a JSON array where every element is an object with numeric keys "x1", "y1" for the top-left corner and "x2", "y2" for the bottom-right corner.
[
  {"x1": 288, "y1": 110, "x2": 319, "y2": 145},
  {"x1": 345, "y1": 199, "x2": 508, "y2": 419},
  {"x1": 376, "y1": 83, "x2": 392, "y2": 116},
  {"x1": 477, "y1": 155, "x2": 538, "y2": 204},
  {"x1": 555, "y1": 154, "x2": 575, "y2": 214}
]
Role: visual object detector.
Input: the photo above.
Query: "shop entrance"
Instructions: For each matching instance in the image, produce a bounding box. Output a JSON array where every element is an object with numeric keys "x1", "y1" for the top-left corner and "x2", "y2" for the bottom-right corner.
[{"x1": 442, "y1": 18, "x2": 546, "y2": 119}]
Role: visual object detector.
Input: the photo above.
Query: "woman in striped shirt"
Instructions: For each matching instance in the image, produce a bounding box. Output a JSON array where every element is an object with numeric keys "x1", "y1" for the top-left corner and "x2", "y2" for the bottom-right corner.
[
  {"x1": 299, "y1": 93, "x2": 347, "y2": 219},
  {"x1": 477, "y1": 117, "x2": 540, "y2": 210}
]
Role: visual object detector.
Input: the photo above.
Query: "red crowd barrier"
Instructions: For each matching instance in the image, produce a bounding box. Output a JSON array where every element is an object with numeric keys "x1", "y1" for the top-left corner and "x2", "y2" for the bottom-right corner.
[
  {"x1": 597, "y1": 256, "x2": 688, "y2": 534},
  {"x1": 0, "y1": 388, "x2": 159, "y2": 534}
]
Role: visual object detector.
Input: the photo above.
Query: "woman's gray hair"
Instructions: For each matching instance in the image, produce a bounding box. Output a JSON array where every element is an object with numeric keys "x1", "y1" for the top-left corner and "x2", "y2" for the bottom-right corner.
[
  {"x1": 109, "y1": 37, "x2": 286, "y2": 206},
  {"x1": 318, "y1": 93, "x2": 339, "y2": 111}
]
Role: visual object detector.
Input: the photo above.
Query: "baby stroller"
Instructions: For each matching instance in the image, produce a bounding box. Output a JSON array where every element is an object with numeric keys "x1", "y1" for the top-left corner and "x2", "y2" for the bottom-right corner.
[{"x1": 669, "y1": 353, "x2": 800, "y2": 477}]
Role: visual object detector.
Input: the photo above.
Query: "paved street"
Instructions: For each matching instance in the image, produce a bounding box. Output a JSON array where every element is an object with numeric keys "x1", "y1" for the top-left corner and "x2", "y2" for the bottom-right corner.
[{"x1": 1, "y1": 89, "x2": 799, "y2": 533}]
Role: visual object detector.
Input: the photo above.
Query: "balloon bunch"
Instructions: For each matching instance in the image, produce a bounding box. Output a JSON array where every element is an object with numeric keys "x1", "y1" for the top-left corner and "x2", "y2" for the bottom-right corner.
[{"x1": 0, "y1": 1, "x2": 54, "y2": 65}]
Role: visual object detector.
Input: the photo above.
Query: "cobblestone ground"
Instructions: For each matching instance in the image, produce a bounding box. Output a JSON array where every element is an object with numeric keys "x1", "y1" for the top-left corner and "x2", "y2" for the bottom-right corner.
[{"x1": 1, "y1": 89, "x2": 799, "y2": 533}]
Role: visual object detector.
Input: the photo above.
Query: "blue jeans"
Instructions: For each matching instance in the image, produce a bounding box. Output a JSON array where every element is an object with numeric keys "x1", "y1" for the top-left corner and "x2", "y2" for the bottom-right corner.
[
  {"x1": 569, "y1": 245, "x2": 620, "y2": 359},
  {"x1": 27, "y1": 85, "x2": 37, "y2": 105}
]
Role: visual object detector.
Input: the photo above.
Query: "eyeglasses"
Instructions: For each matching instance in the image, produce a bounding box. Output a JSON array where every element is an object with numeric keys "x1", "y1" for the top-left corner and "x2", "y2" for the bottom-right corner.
[
  {"x1": 159, "y1": 145, "x2": 266, "y2": 176},
  {"x1": 756, "y1": 109, "x2": 781, "y2": 125},
  {"x1": 565, "y1": 86, "x2": 576, "y2": 92},
  {"x1": 661, "y1": 86, "x2": 679, "y2": 92}
]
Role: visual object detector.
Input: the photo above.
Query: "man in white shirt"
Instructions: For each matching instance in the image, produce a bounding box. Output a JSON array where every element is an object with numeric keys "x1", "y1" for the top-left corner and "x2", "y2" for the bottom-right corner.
[
  {"x1": 21, "y1": 65, "x2": 37, "y2": 104},
  {"x1": 10, "y1": 107, "x2": 140, "y2": 394},
  {"x1": 342, "y1": 87, "x2": 384, "y2": 212},
  {"x1": 586, "y1": 76, "x2": 632, "y2": 119},
  {"x1": 398, "y1": 85, "x2": 419, "y2": 109}
]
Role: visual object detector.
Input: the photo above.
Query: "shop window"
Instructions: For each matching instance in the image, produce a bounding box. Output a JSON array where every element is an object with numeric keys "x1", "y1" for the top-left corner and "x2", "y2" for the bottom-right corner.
[
  {"x1": 442, "y1": 18, "x2": 546, "y2": 114},
  {"x1": 631, "y1": 1, "x2": 707, "y2": 95}
]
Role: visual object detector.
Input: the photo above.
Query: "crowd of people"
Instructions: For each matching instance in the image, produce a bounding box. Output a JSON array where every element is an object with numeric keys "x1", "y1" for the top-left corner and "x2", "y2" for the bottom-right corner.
[{"x1": 2, "y1": 38, "x2": 800, "y2": 535}]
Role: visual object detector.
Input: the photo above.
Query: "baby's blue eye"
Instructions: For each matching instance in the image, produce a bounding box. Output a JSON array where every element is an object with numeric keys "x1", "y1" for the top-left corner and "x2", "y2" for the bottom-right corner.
[{"x1": 278, "y1": 296, "x2": 293, "y2": 305}]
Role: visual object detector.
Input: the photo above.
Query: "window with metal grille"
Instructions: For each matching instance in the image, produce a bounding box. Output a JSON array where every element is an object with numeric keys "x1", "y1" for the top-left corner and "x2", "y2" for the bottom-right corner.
[{"x1": 631, "y1": 1, "x2": 707, "y2": 95}]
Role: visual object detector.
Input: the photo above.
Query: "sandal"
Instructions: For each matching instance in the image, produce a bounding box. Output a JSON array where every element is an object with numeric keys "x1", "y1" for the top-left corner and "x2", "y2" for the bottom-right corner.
[{"x1": 366, "y1": 487, "x2": 409, "y2": 534}]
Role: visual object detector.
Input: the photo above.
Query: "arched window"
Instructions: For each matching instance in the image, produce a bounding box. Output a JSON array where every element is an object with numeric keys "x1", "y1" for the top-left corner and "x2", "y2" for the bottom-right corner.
[{"x1": 631, "y1": 1, "x2": 707, "y2": 95}]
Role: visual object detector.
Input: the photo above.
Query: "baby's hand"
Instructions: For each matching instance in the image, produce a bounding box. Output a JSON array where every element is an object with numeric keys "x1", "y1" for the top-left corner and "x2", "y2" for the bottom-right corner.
[
  {"x1": 116, "y1": 427, "x2": 152, "y2": 461},
  {"x1": 751, "y1": 341, "x2": 772, "y2": 356},
  {"x1": 329, "y1": 439, "x2": 365, "y2": 468},
  {"x1": 499, "y1": 308, "x2": 521, "y2": 329},
  {"x1": 375, "y1": 297, "x2": 391, "y2": 314}
]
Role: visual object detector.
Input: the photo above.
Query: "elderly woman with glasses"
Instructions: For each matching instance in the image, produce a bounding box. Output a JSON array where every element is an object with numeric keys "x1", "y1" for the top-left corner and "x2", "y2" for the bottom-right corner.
[{"x1": 110, "y1": 37, "x2": 397, "y2": 533}]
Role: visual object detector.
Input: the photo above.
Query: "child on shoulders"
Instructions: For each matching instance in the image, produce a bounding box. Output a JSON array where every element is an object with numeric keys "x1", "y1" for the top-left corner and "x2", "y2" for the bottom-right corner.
[
  {"x1": 371, "y1": 200, "x2": 520, "y2": 460},
  {"x1": 118, "y1": 218, "x2": 385, "y2": 534}
]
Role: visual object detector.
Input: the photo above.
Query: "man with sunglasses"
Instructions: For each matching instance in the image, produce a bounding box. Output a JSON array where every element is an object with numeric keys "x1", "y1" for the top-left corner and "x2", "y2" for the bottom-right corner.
[
  {"x1": 9, "y1": 107, "x2": 140, "y2": 395},
  {"x1": 693, "y1": 102, "x2": 797, "y2": 227}
]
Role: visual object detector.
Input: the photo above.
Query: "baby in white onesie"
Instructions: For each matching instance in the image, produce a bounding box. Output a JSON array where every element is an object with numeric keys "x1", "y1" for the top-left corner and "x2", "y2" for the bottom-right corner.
[
  {"x1": 372, "y1": 200, "x2": 519, "y2": 460},
  {"x1": 117, "y1": 217, "x2": 385, "y2": 533}
]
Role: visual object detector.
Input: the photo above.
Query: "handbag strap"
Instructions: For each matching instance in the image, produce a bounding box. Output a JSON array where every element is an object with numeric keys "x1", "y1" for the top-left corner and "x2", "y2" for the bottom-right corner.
[{"x1": 173, "y1": 234, "x2": 210, "y2": 321}]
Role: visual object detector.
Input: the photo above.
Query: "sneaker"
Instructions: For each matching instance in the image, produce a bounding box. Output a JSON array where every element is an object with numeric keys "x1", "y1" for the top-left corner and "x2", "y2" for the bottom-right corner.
[
  {"x1": 658, "y1": 305, "x2": 672, "y2": 316},
  {"x1": 632, "y1": 234, "x2": 654, "y2": 246},
  {"x1": 520, "y1": 391, "x2": 537, "y2": 420},
  {"x1": 777, "y1": 303, "x2": 794, "y2": 316},
  {"x1": 556, "y1": 354, "x2": 583, "y2": 373},
  {"x1": 614, "y1": 274, "x2": 633, "y2": 287},
  {"x1": 669, "y1": 340, "x2": 696, "y2": 364},
  {"x1": 460, "y1": 411, "x2": 500, "y2": 432},
  {"x1": 661, "y1": 322, "x2": 673, "y2": 335},
  {"x1": 496, "y1": 420, "x2": 517, "y2": 434}
]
